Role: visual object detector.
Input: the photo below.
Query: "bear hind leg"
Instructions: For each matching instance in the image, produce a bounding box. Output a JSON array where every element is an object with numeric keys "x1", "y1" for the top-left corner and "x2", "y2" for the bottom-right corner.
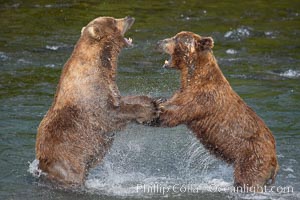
[
  {"x1": 234, "y1": 156, "x2": 277, "y2": 191},
  {"x1": 45, "y1": 159, "x2": 86, "y2": 187}
]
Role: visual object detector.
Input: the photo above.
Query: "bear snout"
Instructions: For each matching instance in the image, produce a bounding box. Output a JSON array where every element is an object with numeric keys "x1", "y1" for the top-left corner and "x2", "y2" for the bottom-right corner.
[
  {"x1": 124, "y1": 16, "x2": 134, "y2": 24},
  {"x1": 124, "y1": 16, "x2": 135, "y2": 30},
  {"x1": 156, "y1": 40, "x2": 165, "y2": 52},
  {"x1": 117, "y1": 16, "x2": 135, "y2": 36},
  {"x1": 156, "y1": 39, "x2": 174, "y2": 54}
]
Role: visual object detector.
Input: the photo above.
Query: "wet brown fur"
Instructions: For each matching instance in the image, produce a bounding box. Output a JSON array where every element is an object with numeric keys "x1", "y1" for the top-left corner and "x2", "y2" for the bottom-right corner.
[
  {"x1": 157, "y1": 31, "x2": 279, "y2": 189},
  {"x1": 36, "y1": 17, "x2": 157, "y2": 187}
]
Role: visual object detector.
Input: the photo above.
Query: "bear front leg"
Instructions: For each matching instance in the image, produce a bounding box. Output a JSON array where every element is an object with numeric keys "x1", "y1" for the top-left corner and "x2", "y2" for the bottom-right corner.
[
  {"x1": 157, "y1": 90, "x2": 199, "y2": 127},
  {"x1": 119, "y1": 95, "x2": 159, "y2": 124},
  {"x1": 158, "y1": 101, "x2": 185, "y2": 127},
  {"x1": 158, "y1": 90, "x2": 211, "y2": 127}
]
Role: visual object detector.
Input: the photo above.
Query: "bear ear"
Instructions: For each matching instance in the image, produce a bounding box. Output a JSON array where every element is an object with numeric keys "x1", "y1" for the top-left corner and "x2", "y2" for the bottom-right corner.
[
  {"x1": 199, "y1": 37, "x2": 214, "y2": 50},
  {"x1": 86, "y1": 26, "x2": 102, "y2": 40},
  {"x1": 81, "y1": 26, "x2": 86, "y2": 36}
]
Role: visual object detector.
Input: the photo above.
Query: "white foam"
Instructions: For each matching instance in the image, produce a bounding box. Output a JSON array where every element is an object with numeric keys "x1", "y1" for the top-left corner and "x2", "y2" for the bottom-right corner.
[
  {"x1": 34, "y1": 4, "x2": 71, "y2": 8},
  {"x1": 224, "y1": 27, "x2": 252, "y2": 40},
  {"x1": 230, "y1": 74, "x2": 248, "y2": 79},
  {"x1": 224, "y1": 31, "x2": 233, "y2": 38},
  {"x1": 282, "y1": 167, "x2": 294, "y2": 173},
  {"x1": 46, "y1": 45, "x2": 60, "y2": 51},
  {"x1": 265, "y1": 31, "x2": 273, "y2": 36},
  {"x1": 0, "y1": 51, "x2": 9, "y2": 61},
  {"x1": 17, "y1": 58, "x2": 31, "y2": 64},
  {"x1": 264, "y1": 31, "x2": 277, "y2": 38},
  {"x1": 45, "y1": 64, "x2": 55, "y2": 68},
  {"x1": 226, "y1": 49, "x2": 237, "y2": 54},
  {"x1": 237, "y1": 28, "x2": 250, "y2": 36},
  {"x1": 287, "y1": 174, "x2": 297, "y2": 179},
  {"x1": 279, "y1": 69, "x2": 300, "y2": 78}
]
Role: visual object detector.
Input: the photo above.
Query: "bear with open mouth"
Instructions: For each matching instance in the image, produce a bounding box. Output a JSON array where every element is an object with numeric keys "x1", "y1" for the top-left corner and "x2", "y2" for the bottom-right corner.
[
  {"x1": 35, "y1": 16, "x2": 158, "y2": 187},
  {"x1": 156, "y1": 31, "x2": 279, "y2": 189}
]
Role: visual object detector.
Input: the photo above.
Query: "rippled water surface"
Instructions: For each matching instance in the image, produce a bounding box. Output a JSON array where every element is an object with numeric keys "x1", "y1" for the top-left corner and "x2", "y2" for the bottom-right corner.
[{"x1": 0, "y1": 1, "x2": 299, "y2": 199}]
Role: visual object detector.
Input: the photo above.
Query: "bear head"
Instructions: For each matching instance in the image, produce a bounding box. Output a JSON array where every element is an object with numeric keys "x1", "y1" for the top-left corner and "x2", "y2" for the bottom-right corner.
[
  {"x1": 81, "y1": 16, "x2": 134, "y2": 47},
  {"x1": 157, "y1": 31, "x2": 214, "y2": 70}
]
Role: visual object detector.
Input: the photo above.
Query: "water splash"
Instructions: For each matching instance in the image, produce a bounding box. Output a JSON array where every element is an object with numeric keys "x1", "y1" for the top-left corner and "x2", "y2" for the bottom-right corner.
[
  {"x1": 84, "y1": 126, "x2": 233, "y2": 197},
  {"x1": 224, "y1": 27, "x2": 252, "y2": 40},
  {"x1": 28, "y1": 159, "x2": 46, "y2": 178},
  {"x1": 28, "y1": 125, "x2": 296, "y2": 199},
  {"x1": 182, "y1": 137, "x2": 217, "y2": 177}
]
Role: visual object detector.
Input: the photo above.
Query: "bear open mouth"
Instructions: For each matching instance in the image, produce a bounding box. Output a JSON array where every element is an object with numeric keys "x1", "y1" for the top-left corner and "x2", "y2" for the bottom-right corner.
[
  {"x1": 124, "y1": 37, "x2": 133, "y2": 47},
  {"x1": 121, "y1": 16, "x2": 134, "y2": 47},
  {"x1": 163, "y1": 59, "x2": 169, "y2": 68},
  {"x1": 162, "y1": 57, "x2": 172, "y2": 68},
  {"x1": 156, "y1": 40, "x2": 172, "y2": 68}
]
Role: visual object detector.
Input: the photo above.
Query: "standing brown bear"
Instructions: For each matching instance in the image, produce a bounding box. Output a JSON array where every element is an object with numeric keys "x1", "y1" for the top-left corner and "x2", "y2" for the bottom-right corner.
[
  {"x1": 36, "y1": 16, "x2": 158, "y2": 187},
  {"x1": 156, "y1": 31, "x2": 279, "y2": 189}
]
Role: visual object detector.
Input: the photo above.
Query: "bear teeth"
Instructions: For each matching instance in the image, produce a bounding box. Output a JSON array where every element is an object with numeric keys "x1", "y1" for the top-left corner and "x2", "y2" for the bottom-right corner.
[
  {"x1": 163, "y1": 60, "x2": 169, "y2": 68},
  {"x1": 125, "y1": 37, "x2": 133, "y2": 46}
]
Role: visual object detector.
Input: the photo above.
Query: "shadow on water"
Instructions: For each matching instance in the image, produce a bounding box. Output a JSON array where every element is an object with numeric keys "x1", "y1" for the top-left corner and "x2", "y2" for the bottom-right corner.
[{"x1": 0, "y1": 0, "x2": 300, "y2": 199}]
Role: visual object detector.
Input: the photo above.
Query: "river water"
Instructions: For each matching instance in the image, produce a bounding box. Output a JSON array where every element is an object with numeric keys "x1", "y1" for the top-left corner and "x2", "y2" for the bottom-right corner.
[{"x1": 0, "y1": 1, "x2": 299, "y2": 199}]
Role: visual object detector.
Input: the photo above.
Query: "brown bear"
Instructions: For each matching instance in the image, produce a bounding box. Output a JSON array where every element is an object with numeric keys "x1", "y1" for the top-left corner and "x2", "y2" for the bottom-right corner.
[
  {"x1": 156, "y1": 31, "x2": 279, "y2": 189},
  {"x1": 35, "y1": 16, "x2": 158, "y2": 187}
]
